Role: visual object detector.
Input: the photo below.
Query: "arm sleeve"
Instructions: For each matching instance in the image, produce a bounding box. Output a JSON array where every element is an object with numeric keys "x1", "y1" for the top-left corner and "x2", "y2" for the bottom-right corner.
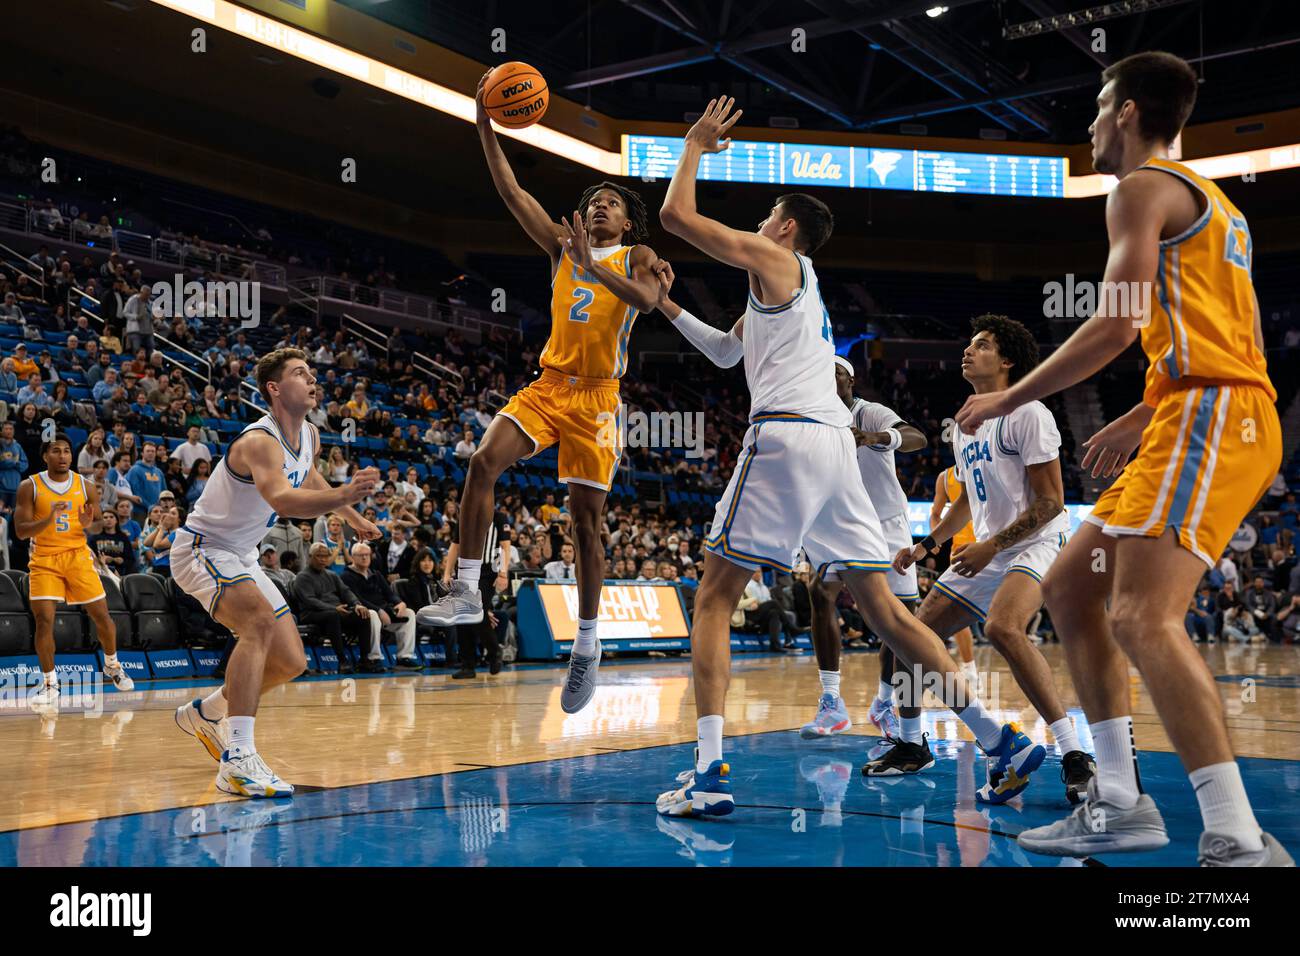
[
  {"x1": 669, "y1": 309, "x2": 743, "y2": 368},
  {"x1": 1006, "y1": 403, "x2": 1061, "y2": 467}
]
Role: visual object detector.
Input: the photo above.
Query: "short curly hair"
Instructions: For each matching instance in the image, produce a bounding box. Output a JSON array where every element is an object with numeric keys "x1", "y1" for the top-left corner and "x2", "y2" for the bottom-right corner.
[
  {"x1": 970, "y1": 314, "x2": 1040, "y2": 384},
  {"x1": 578, "y1": 181, "x2": 649, "y2": 244}
]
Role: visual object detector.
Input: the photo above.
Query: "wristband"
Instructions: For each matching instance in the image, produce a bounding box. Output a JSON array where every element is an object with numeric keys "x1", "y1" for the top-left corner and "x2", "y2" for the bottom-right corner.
[
  {"x1": 920, "y1": 535, "x2": 938, "y2": 554},
  {"x1": 869, "y1": 427, "x2": 903, "y2": 452}
]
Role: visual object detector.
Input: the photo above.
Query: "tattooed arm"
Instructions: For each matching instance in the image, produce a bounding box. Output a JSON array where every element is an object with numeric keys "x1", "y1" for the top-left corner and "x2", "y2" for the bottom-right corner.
[{"x1": 950, "y1": 459, "x2": 1064, "y2": 578}]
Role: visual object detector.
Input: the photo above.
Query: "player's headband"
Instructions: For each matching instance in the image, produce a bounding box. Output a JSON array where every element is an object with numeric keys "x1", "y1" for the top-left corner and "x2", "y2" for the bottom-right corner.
[{"x1": 833, "y1": 355, "x2": 854, "y2": 376}]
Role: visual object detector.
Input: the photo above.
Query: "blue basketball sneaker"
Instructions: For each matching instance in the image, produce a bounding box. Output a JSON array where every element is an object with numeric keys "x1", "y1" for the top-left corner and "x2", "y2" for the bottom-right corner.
[
  {"x1": 657, "y1": 758, "x2": 734, "y2": 818},
  {"x1": 800, "y1": 693, "x2": 852, "y2": 738},
  {"x1": 976, "y1": 722, "x2": 1046, "y2": 805}
]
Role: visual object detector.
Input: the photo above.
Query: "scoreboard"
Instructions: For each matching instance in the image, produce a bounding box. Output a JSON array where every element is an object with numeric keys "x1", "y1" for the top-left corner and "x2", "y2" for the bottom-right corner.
[{"x1": 622, "y1": 135, "x2": 1067, "y2": 198}]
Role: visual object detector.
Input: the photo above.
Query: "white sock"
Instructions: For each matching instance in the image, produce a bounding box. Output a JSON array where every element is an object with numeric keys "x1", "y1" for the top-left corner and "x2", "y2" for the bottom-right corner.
[
  {"x1": 199, "y1": 688, "x2": 228, "y2": 721},
  {"x1": 1092, "y1": 716, "x2": 1141, "y2": 809},
  {"x1": 103, "y1": 653, "x2": 118, "y2": 669},
  {"x1": 900, "y1": 715, "x2": 923, "y2": 745},
  {"x1": 955, "y1": 701, "x2": 1002, "y2": 751},
  {"x1": 819, "y1": 670, "x2": 841, "y2": 699},
  {"x1": 572, "y1": 618, "x2": 598, "y2": 656},
  {"x1": 1188, "y1": 762, "x2": 1264, "y2": 851},
  {"x1": 1050, "y1": 716, "x2": 1081, "y2": 756},
  {"x1": 43, "y1": 669, "x2": 58, "y2": 687},
  {"x1": 696, "y1": 715, "x2": 724, "y2": 773},
  {"x1": 875, "y1": 678, "x2": 893, "y2": 706},
  {"x1": 227, "y1": 716, "x2": 255, "y2": 759},
  {"x1": 457, "y1": 557, "x2": 482, "y2": 590}
]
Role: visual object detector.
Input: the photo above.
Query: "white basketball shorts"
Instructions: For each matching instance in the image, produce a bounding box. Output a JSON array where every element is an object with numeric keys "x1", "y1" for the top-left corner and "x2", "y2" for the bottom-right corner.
[
  {"x1": 172, "y1": 526, "x2": 292, "y2": 623},
  {"x1": 931, "y1": 532, "x2": 1066, "y2": 621}
]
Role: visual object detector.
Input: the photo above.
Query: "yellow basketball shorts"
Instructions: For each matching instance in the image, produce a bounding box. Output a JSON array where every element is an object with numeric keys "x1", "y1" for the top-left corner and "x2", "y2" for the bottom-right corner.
[
  {"x1": 498, "y1": 369, "x2": 623, "y2": 491},
  {"x1": 29, "y1": 547, "x2": 106, "y2": 605},
  {"x1": 1085, "y1": 383, "x2": 1280, "y2": 567}
]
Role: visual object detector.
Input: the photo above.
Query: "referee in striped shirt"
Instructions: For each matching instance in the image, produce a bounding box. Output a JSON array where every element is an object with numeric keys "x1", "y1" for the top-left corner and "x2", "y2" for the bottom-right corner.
[{"x1": 445, "y1": 512, "x2": 506, "y2": 678}]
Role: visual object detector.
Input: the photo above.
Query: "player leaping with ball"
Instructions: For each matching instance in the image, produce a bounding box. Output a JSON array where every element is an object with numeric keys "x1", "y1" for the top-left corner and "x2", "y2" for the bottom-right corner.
[{"x1": 417, "y1": 70, "x2": 664, "y2": 716}]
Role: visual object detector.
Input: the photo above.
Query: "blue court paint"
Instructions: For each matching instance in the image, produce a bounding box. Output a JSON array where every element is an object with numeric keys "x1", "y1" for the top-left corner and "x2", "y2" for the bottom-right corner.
[{"x1": 1, "y1": 732, "x2": 1295, "y2": 867}]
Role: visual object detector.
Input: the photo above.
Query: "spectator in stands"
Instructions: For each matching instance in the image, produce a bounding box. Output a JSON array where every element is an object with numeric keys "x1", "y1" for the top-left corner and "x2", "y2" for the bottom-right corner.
[
  {"x1": 109, "y1": 451, "x2": 142, "y2": 511},
  {"x1": 11, "y1": 345, "x2": 38, "y2": 380},
  {"x1": 86, "y1": 352, "x2": 111, "y2": 391},
  {"x1": 90, "y1": 509, "x2": 137, "y2": 577},
  {"x1": 0, "y1": 292, "x2": 21, "y2": 322},
  {"x1": 319, "y1": 513, "x2": 349, "y2": 573},
  {"x1": 658, "y1": 561, "x2": 679, "y2": 583},
  {"x1": 259, "y1": 547, "x2": 295, "y2": 589},
  {"x1": 100, "y1": 324, "x2": 123, "y2": 355},
  {"x1": 343, "y1": 542, "x2": 419, "y2": 670},
  {"x1": 0, "y1": 359, "x2": 16, "y2": 396},
  {"x1": 1244, "y1": 575, "x2": 1280, "y2": 642},
  {"x1": 1277, "y1": 593, "x2": 1300, "y2": 645},
  {"x1": 293, "y1": 542, "x2": 373, "y2": 675},
  {"x1": 90, "y1": 459, "x2": 117, "y2": 513},
  {"x1": 14, "y1": 403, "x2": 43, "y2": 468},
  {"x1": 123, "y1": 284, "x2": 156, "y2": 354},
  {"x1": 47, "y1": 381, "x2": 73, "y2": 424},
  {"x1": 142, "y1": 507, "x2": 179, "y2": 578},
  {"x1": 184, "y1": 459, "x2": 211, "y2": 505},
  {"x1": 14, "y1": 374, "x2": 48, "y2": 413},
  {"x1": 115, "y1": 499, "x2": 141, "y2": 547},
  {"x1": 1186, "y1": 584, "x2": 1217, "y2": 643},
  {"x1": 77, "y1": 428, "x2": 113, "y2": 475},
  {"x1": 544, "y1": 542, "x2": 577, "y2": 581},
  {"x1": 738, "y1": 571, "x2": 790, "y2": 654},
  {"x1": 262, "y1": 515, "x2": 307, "y2": 570},
  {"x1": 170, "y1": 425, "x2": 211, "y2": 477},
  {"x1": 375, "y1": 523, "x2": 414, "y2": 581},
  {"x1": 102, "y1": 386, "x2": 131, "y2": 424},
  {"x1": 453, "y1": 428, "x2": 477, "y2": 464},
  {"x1": 0, "y1": 422, "x2": 27, "y2": 510},
  {"x1": 1217, "y1": 551, "x2": 1241, "y2": 591},
  {"x1": 126, "y1": 441, "x2": 165, "y2": 520},
  {"x1": 13, "y1": 275, "x2": 40, "y2": 307}
]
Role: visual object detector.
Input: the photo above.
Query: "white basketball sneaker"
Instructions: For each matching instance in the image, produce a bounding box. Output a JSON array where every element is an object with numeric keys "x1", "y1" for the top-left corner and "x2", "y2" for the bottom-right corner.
[
  {"x1": 175, "y1": 699, "x2": 229, "y2": 762},
  {"x1": 28, "y1": 681, "x2": 60, "y2": 709},
  {"x1": 417, "y1": 580, "x2": 484, "y2": 626},
  {"x1": 216, "y1": 750, "x2": 294, "y2": 799},
  {"x1": 103, "y1": 660, "x2": 134, "y2": 692}
]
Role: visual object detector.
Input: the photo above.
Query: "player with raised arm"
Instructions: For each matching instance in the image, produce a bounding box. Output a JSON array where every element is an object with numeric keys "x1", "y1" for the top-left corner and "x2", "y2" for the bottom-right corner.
[
  {"x1": 170, "y1": 349, "x2": 381, "y2": 798},
  {"x1": 416, "y1": 70, "x2": 663, "y2": 716},
  {"x1": 650, "y1": 97, "x2": 1037, "y2": 818},
  {"x1": 891, "y1": 316, "x2": 1093, "y2": 804},
  {"x1": 18, "y1": 433, "x2": 135, "y2": 708},
  {"x1": 957, "y1": 52, "x2": 1291, "y2": 866}
]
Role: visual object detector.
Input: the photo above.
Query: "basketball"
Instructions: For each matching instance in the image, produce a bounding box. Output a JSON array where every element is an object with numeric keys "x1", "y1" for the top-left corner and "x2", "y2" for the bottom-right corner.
[{"x1": 482, "y1": 61, "x2": 549, "y2": 129}]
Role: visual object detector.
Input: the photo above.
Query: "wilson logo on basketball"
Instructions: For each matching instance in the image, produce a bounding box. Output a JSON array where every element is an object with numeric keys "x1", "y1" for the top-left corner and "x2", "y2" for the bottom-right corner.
[
  {"x1": 501, "y1": 80, "x2": 534, "y2": 98},
  {"x1": 503, "y1": 98, "x2": 547, "y2": 118}
]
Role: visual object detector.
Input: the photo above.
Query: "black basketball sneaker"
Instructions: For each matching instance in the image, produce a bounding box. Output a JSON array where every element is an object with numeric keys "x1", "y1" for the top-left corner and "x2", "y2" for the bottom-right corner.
[
  {"x1": 1061, "y1": 750, "x2": 1097, "y2": 805},
  {"x1": 862, "y1": 734, "x2": 935, "y2": 776}
]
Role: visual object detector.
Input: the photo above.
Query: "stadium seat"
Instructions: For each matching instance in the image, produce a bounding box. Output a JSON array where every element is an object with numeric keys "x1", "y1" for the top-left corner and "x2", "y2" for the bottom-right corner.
[
  {"x1": 0, "y1": 573, "x2": 33, "y2": 655},
  {"x1": 11, "y1": 572, "x2": 86, "y2": 652},
  {"x1": 90, "y1": 574, "x2": 136, "y2": 650},
  {"x1": 121, "y1": 574, "x2": 180, "y2": 650},
  {"x1": 168, "y1": 578, "x2": 228, "y2": 648}
]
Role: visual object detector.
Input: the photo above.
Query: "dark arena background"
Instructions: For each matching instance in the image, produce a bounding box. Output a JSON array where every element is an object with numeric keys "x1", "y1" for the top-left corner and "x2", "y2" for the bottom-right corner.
[{"x1": 0, "y1": 0, "x2": 1298, "y2": 936}]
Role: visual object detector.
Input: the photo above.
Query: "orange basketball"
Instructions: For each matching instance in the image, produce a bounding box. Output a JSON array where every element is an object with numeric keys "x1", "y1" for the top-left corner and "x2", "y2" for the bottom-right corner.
[{"x1": 482, "y1": 61, "x2": 549, "y2": 129}]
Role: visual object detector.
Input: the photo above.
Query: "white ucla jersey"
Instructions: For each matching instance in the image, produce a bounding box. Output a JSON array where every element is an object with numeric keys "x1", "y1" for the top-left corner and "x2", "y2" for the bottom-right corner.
[
  {"x1": 186, "y1": 415, "x2": 315, "y2": 555},
  {"x1": 850, "y1": 397, "x2": 909, "y2": 523},
  {"x1": 742, "y1": 252, "x2": 850, "y2": 427},
  {"x1": 952, "y1": 401, "x2": 1069, "y2": 546}
]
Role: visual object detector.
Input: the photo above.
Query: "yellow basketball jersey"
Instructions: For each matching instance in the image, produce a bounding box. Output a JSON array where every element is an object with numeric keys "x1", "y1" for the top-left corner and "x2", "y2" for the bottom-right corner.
[
  {"x1": 944, "y1": 466, "x2": 976, "y2": 547},
  {"x1": 1139, "y1": 158, "x2": 1274, "y2": 404},
  {"x1": 543, "y1": 246, "x2": 638, "y2": 380},
  {"x1": 31, "y1": 471, "x2": 91, "y2": 554}
]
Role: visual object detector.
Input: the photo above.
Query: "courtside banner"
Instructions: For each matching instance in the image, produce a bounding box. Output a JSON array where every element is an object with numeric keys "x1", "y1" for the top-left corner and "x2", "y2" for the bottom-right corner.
[{"x1": 537, "y1": 582, "x2": 690, "y2": 642}]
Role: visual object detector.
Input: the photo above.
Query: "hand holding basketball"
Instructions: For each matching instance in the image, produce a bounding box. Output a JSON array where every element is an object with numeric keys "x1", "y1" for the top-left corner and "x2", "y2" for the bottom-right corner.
[{"x1": 686, "y1": 97, "x2": 743, "y2": 154}]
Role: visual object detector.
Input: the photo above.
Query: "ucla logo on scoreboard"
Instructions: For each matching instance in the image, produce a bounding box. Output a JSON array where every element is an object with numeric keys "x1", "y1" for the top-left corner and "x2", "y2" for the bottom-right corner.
[{"x1": 786, "y1": 145, "x2": 851, "y2": 187}]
